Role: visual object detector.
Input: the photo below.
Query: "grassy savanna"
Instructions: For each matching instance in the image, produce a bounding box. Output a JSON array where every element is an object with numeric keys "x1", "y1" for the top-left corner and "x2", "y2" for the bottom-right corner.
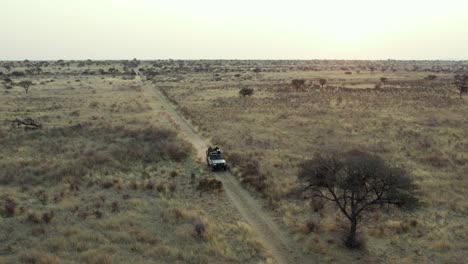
[
  {"x1": 0, "y1": 61, "x2": 269, "y2": 264},
  {"x1": 155, "y1": 60, "x2": 468, "y2": 263}
]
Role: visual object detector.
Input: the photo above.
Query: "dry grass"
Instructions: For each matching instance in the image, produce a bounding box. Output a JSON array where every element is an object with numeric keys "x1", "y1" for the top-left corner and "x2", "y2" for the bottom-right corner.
[
  {"x1": 158, "y1": 60, "x2": 468, "y2": 263},
  {"x1": 0, "y1": 62, "x2": 268, "y2": 264}
]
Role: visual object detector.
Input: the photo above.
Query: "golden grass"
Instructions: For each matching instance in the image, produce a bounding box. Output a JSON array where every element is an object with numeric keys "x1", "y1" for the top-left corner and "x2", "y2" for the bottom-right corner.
[
  {"x1": 0, "y1": 65, "x2": 268, "y2": 263},
  {"x1": 161, "y1": 64, "x2": 468, "y2": 263}
]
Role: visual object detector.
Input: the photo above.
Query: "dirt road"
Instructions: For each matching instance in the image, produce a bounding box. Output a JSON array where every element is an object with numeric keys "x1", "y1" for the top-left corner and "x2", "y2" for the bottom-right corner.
[{"x1": 142, "y1": 80, "x2": 313, "y2": 264}]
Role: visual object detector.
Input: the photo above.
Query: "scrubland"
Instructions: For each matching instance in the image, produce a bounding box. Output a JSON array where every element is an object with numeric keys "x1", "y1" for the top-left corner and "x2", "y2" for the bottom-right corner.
[
  {"x1": 154, "y1": 60, "x2": 467, "y2": 263},
  {"x1": 0, "y1": 63, "x2": 269, "y2": 264},
  {"x1": 1, "y1": 59, "x2": 467, "y2": 264}
]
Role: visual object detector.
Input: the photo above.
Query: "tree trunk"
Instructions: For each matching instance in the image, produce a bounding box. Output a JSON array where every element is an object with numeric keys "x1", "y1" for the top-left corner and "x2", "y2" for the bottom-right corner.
[{"x1": 345, "y1": 218, "x2": 358, "y2": 248}]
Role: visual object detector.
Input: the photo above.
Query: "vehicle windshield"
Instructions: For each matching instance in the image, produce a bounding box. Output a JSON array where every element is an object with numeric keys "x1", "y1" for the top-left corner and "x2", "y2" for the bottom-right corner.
[{"x1": 210, "y1": 154, "x2": 224, "y2": 160}]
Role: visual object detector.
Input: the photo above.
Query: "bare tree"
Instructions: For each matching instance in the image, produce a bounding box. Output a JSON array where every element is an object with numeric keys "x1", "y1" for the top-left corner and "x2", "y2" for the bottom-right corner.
[
  {"x1": 298, "y1": 150, "x2": 417, "y2": 248},
  {"x1": 319, "y1": 79, "x2": 327, "y2": 89},
  {"x1": 454, "y1": 74, "x2": 468, "y2": 99},
  {"x1": 17, "y1": 80, "x2": 33, "y2": 93}
]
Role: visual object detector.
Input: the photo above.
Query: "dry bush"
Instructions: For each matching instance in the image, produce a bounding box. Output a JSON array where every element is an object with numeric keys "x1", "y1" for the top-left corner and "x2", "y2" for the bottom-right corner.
[
  {"x1": 429, "y1": 239, "x2": 451, "y2": 251},
  {"x1": 130, "y1": 228, "x2": 160, "y2": 245},
  {"x1": 31, "y1": 226, "x2": 46, "y2": 237},
  {"x1": 197, "y1": 177, "x2": 222, "y2": 196},
  {"x1": 0, "y1": 126, "x2": 190, "y2": 185},
  {"x1": 80, "y1": 249, "x2": 113, "y2": 264},
  {"x1": 192, "y1": 218, "x2": 207, "y2": 239},
  {"x1": 36, "y1": 190, "x2": 48, "y2": 205},
  {"x1": 239, "y1": 87, "x2": 254, "y2": 97},
  {"x1": 19, "y1": 250, "x2": 61, "y2": 264},
  {"x1": 42, "y1": 211, "x2": 54, "y2": 224},
  {"x1": 226, "y1": 152, "x2": 267, "y2": 192},
  {"x1": 27, "y1": 211, "x2": 41, "y2": 224},
  {"x1": 291, "y1": 79, "x2": 306, "y2": 90},
  {"x1": 2, "y1": 198, "x2": 17, "y2": 217},
  {"x1": 303, "y1": 219, "x2": 319, "y2": 233},
  {"x1": 310, "y1": 196, "x2": 324, "y2": 212}
]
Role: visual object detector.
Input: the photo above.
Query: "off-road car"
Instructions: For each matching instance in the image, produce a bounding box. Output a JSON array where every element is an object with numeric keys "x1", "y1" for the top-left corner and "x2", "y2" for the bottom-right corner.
[{"x1": 206, "y1": 147, "x2": 227, "y2": 171}]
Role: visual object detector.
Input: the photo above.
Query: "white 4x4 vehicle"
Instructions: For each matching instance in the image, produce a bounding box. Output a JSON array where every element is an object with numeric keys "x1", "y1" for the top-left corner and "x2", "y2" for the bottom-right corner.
[{"x1": 206, "y1": 148, "x2": 227, "y2": 171}]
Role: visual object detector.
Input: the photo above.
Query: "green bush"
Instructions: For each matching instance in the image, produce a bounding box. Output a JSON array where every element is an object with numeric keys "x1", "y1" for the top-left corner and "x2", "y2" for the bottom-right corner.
[{"x1": 239, "y1": 87, "x2": 254, "y2": 97}]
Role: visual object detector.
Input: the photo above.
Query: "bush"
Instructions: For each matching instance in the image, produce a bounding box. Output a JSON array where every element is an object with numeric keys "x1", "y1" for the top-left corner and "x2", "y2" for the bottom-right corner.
[
  {"x1": 425, "y1": 74, "x2": 437, "y2": 80},
  {"x1": 193, "y1": 219, "x2": 206, "y2": 239},
  {"x1": 197, "y1": 178, "x2": 222, "y2": 196},
  {"x1": 291, "y1": 79, "x2": 306, "y2": 90},
  {"x1": 3, "y1": 198, "x2": 17, "y2": 217},
  {"x1": 239, "y1": 87, "x2": 254, "y2": 97},
  {"x1": 11, "y1": 71, "x2": 25, "y2": 77},
  {"x1": 0, "y1": 126, "x2": 191, "y2": 185},
  {"x1": 226, "y1": 152, "x2": 267, "y2": 192}
]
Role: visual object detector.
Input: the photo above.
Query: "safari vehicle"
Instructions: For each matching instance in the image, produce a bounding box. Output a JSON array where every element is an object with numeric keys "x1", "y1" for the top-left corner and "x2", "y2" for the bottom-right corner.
[{"x1": 206, "y1": 147, "x2": 227, "y2": 171}]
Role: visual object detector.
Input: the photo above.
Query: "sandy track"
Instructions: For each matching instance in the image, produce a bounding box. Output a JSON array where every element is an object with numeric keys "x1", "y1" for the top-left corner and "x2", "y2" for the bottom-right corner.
[{"x1": 143, "y1": 81, "x2": 313, "y2": 264}]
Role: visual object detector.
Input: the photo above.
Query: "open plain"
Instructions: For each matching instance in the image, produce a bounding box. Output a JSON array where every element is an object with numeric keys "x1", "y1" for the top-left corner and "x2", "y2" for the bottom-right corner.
[{"x1": 1, "y1": 59, "x2": 467, "y2": 264}]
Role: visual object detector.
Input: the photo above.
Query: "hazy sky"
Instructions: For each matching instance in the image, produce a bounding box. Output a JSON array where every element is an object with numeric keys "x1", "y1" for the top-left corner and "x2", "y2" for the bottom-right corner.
[{"x1": 1, "y1": 0, "x2": 468, "y2": 60}]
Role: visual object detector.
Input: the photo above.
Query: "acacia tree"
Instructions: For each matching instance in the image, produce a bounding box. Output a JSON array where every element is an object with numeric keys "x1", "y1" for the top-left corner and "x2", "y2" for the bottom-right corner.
[
  {"x1": 380, "y1": 77, "x2": 388, "y2": 87},
  {"x1": 319, "y1": 78, "x2": 327, "y2": 88},
  {"x1": 17, "y1": 80, "x2": 33, "y2": 93},
  {"x1": 298, "y1": 150, "x2": 417, "y2": 248},
  {"x1": 454, "y1": 74, "x2": 468, "y2": 99}
]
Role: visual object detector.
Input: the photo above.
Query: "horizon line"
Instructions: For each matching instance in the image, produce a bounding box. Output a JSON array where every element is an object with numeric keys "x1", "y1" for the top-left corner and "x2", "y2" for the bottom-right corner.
[{"x1": 1, "y1": 58, "x2": 468, "y2": 62}]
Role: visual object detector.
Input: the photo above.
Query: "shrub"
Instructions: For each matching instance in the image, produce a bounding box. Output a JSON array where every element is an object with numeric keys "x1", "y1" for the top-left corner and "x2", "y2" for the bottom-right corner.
[
  {"x1": 291, "y1": 79, "x2": 306, "y2": 90},
  {"x1": 3, "y1": 198, "x2": 17, "y2": 217},
  {"x1": 0, "y1": 126, "x2": 191, "y2": 185},
  {"x1": 239, "y1": 87, "x2": 254, "y2": 97},
  {"x1": 226, "y1": 152, "x2": 267, "y2": 192},
  {"x1": 454, "y1": 74, "x2": 468, "y2": 99},
  {"x1": 19, "y1": 250, "x2": 61, "y2": 264},
  {"x1": 27, "y1": 212, "x2": 41, "y2": 224},
  {"x1": 42, "y1": 211, "x2": 54, "y2": 224},
  {"x1": 197, "y1": 178, "x2": 222, "y2": 196},
  {"x1": 193, "y1": 219, "x2": 206, "y2": 239},
  {"x1": 111, "y1": 201, "x2": 119, "y2": 212},
  {"x1": 319, "y1": 78, "x2": 327, "y2": 88},
  {"x1": 304, "y1": 219, "x2": 318, "y2": 233},
  {"x1": 380, "y1": 77, "x2": 388, "y2": 85},
  {"x1": 425, "y1": 74, "x2": 437, "y2": 80},
  {"x1": 11, "y1": 71, "x2": 25, "y2": 77}
]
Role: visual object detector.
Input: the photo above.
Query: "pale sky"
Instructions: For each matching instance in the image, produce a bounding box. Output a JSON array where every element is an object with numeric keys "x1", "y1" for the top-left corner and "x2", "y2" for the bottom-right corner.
[{"x1": 1, "y1": 0, "x2": 468, "y2": 60}]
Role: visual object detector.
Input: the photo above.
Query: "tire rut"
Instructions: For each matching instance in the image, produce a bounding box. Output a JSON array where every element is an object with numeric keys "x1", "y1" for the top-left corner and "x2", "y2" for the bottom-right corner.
[{"x1": 146, "y1": 84, "x2": 314, "y2": 264}]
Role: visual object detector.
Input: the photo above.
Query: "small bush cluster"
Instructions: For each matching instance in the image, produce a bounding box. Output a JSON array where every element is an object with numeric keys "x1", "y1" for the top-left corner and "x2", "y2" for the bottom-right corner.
[
  {"x1": 2, "y1": 198, "x2": 17, "y2": 217},
  {"x1": 227, "y1": 153, "x2": 267, "y2": 192},
  {"x1": 197, "y1": 178, "x2": 222, "y2": 196},
  {"x1": 291, "y1": 79, "x2": 306, "y2": 90},
  {"x1": 0, "y1": 126, "x2": 191, "y2": 185},
  {"x1": 239, "y1": 87, "x2": 254, "y2": 97},
  {"x1": 193, "y1": 219, "x2": 206, "y2": 239}
]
